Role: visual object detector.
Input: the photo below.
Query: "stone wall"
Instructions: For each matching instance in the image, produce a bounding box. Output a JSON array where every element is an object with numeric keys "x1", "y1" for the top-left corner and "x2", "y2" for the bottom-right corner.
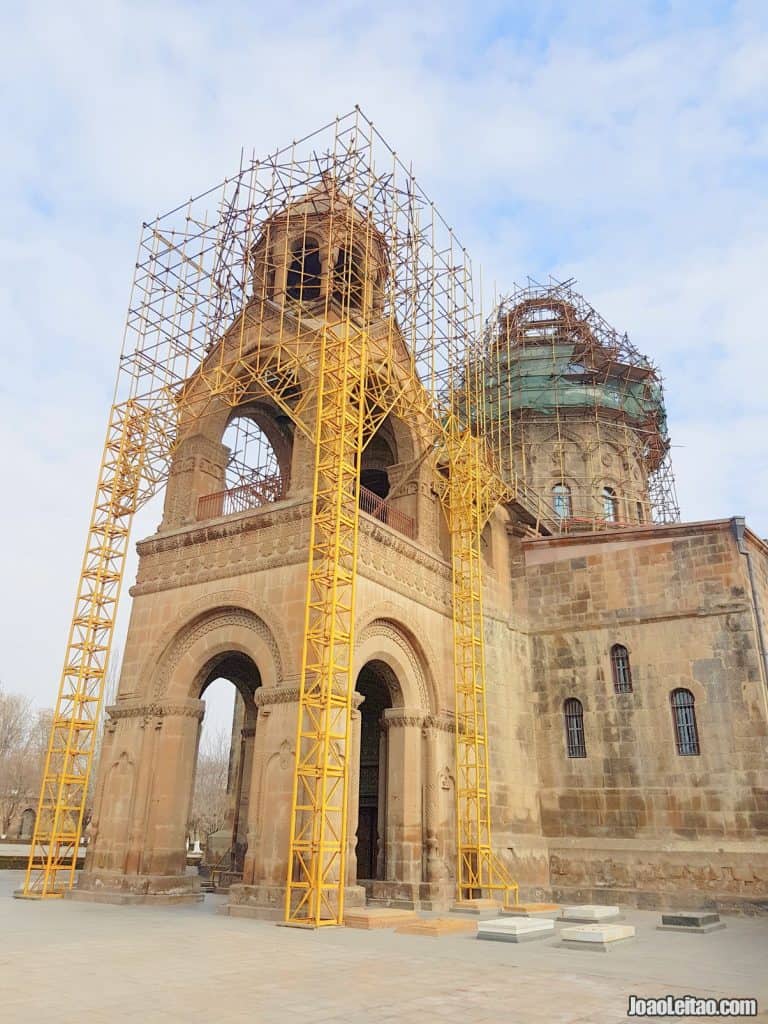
[{"x1": 522, "y1": 519, "x2": 768, "y2": 910}]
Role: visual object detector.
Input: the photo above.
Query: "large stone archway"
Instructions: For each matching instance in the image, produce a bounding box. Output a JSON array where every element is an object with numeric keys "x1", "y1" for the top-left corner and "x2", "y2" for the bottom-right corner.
[
  {"x1": 75, "y1": 605, "x2": 282, "y2": 905},
  {"x1": 347, "y1": 617, "x2": 454, "y2": 909}
]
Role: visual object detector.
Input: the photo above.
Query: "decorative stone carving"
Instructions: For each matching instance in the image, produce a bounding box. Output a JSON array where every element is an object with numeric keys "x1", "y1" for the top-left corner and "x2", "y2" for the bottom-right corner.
[
  {"x1": 107, "y1": 701, "x2": 204, "y2": 722},
  {"x1": 254, "y1": 686, "x2": 301, "y2": 707},
  {"x1": 151, "y1": 608, "x2": 282, "y2": 699},
  {"x1": 356, "y1": 619, "x2": 432, "y2": 711},
  {"x1": 381, "y1": 708, "x2": 425, "y2": 730}
]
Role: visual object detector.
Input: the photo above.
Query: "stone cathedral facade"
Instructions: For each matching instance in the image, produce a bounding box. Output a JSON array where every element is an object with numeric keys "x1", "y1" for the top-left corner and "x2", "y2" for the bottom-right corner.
[{"x1": 75, "y1": 228, "x2": 768, "y2": 917}]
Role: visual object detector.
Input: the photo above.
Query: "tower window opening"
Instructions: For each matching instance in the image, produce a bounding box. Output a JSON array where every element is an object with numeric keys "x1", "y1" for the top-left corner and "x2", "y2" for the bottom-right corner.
[
  {"x1": 286, "y1": 237, "x2": 321, "y2": 302},
  {"x1": 671, "y1": 689, "x2": 700, "y2": 755},
  {"x1": 564, "y1": 698, "x2": 586, "y2": 758},
  {"x1": 602, "y1": 486, "x2": 618, "y2": 522},
  {"x1": 552, "y1": 482, "x2": 572, "y2": 520},
  {"x1": 333, "y1": 246, "x2": 364, "y2": 310},
  {"x1": 611, "y1": 644, "x2": 632, "y2": 693}
]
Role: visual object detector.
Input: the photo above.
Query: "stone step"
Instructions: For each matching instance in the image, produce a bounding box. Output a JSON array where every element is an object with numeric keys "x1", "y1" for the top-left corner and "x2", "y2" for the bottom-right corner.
[
  {"x1": 501, "y1": 902, "x2": 561, "y2": 919},
  {"x1": 395, "y1": 917, "x2": 477, "y2": 937},
  {"x1": 344, "y1": 908, "x2": 417, "y2": 930},
  {"x1": 477, "y1": 918, "x2": 555, "y2": 943},
  {"x1": 449, "y1": 898, "x2": 503, "y2": 919}
]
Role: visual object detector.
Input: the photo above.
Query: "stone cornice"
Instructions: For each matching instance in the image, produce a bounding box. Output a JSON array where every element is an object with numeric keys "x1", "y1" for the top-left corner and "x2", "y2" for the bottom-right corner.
[
  {"x1": 106, "y1": 700, "x2": 204, "y2": 722},
  {"x1": 423, "y1": 713, "x2": 455, "y2": 733},
  {"x1": 254, "y1": 685, "x2": 301, "y2": 707},
  {"x1": 381, "y1": 708, "x2": 426, "y2": 729}
]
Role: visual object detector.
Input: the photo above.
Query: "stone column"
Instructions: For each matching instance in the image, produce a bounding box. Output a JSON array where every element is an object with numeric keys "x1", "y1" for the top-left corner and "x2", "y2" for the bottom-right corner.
[
  {"x1": 241, "y1": 683, "x2": 301, "y2": 891},
  {"x1": 76, "y1": 697, "x2": 205, "y2": 904},
  {"x1": 141, "y1": 700, "x2": 205, "y2": 879},
  {"x1": 422, "y1": 714, "x2": 452, "y2": 884},
  {"x1": 232, "y1": 725, "x2": 256, "y2": 871},
  {"x1": 345, "y1": 693, "x2": 365, "y2": 886},
  {"x1": 381, "y1": 708, "x2": 425, "y2": 886}
]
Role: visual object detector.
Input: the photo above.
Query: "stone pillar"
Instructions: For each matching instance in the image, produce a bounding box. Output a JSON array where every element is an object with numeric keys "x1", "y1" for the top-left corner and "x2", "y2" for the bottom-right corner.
[
  {"x1": 346, "y1": 693, "x2": 365, "y2": 886},
  {"x1": 161, "y1": 434, "x2": 227, "y2": 529},
  {"x1": 381, "y1": 708, "x2": 425, "y2": 886},
  {"x1": 232, "y1": 725, "x2": 256, "y2": 870},
  {"x1": 422, "y1": 714, "x2": 451, "y2": 884},
  {"x1": 75, "y1": 698, "x2": 205, "y2": 904},
  {"x1": 230, "y1": 682, "x2": 366, "y2": 919},
  {"x1": 141, "y1": 701, "x2": 205, "y2": 879},
  {"x1": 241, "y1": 684, "x2": 300, "y2": 892}
]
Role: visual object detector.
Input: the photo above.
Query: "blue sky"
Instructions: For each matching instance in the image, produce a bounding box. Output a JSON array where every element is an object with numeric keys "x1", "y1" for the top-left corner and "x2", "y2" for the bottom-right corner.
[{"x1": 2, "y1": 1, "x2": 767, "y2": 716}]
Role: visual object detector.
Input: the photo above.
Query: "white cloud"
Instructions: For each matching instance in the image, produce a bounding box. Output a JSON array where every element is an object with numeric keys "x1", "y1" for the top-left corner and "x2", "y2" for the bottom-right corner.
[{"x1": 2, "y1": 0, "x2": 767, "y2": 710}]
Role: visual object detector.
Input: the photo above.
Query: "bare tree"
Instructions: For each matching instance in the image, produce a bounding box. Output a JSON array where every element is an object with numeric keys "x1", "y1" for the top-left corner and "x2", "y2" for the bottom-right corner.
[
  {"x1": 188, "y1": 727, "x2": 231, "y2": 843},
  {"x1": 0, "y1": 685, "x2": 45, "y2": 838}
]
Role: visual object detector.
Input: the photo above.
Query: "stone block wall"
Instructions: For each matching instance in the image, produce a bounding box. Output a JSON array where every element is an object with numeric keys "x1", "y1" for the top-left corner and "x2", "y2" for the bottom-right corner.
[{"x1": 520, "y1": 519, "x2": 768, "y2": 910}]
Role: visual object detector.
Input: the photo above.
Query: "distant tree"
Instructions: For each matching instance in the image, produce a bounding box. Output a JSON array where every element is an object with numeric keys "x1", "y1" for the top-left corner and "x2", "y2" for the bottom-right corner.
[
  {"x1": 188, "y1": 727, "x2": 230, "y2": 844},
  {"x1": 0, "y1": 685, "x2": 50, "y2": 838}
]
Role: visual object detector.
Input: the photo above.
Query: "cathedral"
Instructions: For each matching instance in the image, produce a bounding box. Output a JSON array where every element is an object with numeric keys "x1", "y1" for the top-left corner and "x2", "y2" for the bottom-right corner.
[{"x1": 71, "y1": 126, "x2": 768, "y2": 920}]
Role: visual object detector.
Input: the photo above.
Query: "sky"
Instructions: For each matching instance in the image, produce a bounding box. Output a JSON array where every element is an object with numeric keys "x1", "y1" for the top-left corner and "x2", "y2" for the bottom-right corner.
[{"x1": 2, "y1": 1, "x2": 768, "y2": 729}]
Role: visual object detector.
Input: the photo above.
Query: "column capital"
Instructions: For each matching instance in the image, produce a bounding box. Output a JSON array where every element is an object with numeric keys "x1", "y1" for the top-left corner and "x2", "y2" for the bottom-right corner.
[
  {"x1": 381, "y1": 708, "x2": 426, "y2": 730},
  {"x1": 254, "y1": 685, "x2": 301, "y2": 708},
  {"x1": 106, "y1": 698, "x2": 204, "y2": 723}
]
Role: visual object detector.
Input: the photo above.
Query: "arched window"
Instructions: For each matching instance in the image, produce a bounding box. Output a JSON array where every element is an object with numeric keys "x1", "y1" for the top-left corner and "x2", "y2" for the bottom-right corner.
[
  {"x1": 602, "y1": 486, "x2": 618, "y2": 522},
  {"x1": 564, "y1": 698, "x2": 586, "y2": 758},
  {"x1": 611, "y1": 644, "x2": 632, "y2": 693},
  {"x1": 671, "y1": 689, "x2": 700, "y2": 755},
  {"x1": 285, "y1": 237, "x2": 321, "y2": 301},
  {"x1": 552, "y1": 482, "x2": 572, "y2": 520},
  {"x1": 333, "y1": 246, "x2": 364, "y2": 310},
  {"x1": 18, "y1": 808, "x2": 35, "y2": 840}
]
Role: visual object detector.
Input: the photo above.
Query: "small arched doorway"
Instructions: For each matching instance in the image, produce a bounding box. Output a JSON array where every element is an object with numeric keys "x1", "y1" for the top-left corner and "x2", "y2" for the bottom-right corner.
[
  {"x1": 355, "y1": 661, "x2": 395, "y2": 881},
  {"x1": 18, "y1": 808, "x2": 35, "y2": 841},
  {"x1": 192, "y1": 653, "x2": 260, "y2": 878}
]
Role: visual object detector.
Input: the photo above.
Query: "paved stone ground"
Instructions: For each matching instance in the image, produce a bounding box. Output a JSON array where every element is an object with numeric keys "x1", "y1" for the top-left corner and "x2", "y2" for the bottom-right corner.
[{"x1": 1, "y1": 871, "x2": 766, "y2": 1023}]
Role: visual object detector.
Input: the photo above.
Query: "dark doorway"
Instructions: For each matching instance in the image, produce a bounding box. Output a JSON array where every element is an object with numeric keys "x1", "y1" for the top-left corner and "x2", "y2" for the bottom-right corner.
[{"x1": 356, "y1": 663, "x2": 393, "y2": 881}]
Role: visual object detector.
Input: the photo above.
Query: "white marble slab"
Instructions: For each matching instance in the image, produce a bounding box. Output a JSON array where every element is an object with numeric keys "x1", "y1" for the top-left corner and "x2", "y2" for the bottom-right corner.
[
  {"x1": 560, "y1": 923, "x2": 635, "y2": 950},
  {"x1": 477, "y1": 917, "x2": 555, "y2": 943},
  {"x1": 560, "y1": 904, "x2": 621, "y2": 922}
]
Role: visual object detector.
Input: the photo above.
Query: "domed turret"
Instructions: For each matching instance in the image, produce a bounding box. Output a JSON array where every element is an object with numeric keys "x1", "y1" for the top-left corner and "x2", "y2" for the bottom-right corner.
[{"x1": 481, "y1": 279, "x2": 678, "y2": 528}]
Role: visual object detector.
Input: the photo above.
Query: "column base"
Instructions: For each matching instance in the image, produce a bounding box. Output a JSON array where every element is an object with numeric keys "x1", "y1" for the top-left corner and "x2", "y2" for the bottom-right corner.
[
  {"x1": 70, "y1": 869, "x2": 203, "y2": 905},
  {"x1": 360, "y1": 879, "x2": 455, "y2": 911},
  {"x1": 226, "y1": 882, "x2": 367, "y2": 921}
]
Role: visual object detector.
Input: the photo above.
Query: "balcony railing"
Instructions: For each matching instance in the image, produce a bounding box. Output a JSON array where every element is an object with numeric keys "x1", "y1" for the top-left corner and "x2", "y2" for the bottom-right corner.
[
  {"x1": 196, "y1": 478, "x2": 415, "y2": 540},
  {"x1": 359, "y1": 484, "x2": 416, "y2": 540},
  {"x1": 196, "y1": 475, "x2": 284, "y2": 521}
]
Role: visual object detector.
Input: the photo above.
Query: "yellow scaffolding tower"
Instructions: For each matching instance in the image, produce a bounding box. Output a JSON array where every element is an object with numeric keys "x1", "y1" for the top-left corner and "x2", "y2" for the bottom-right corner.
[
  {"x1": 22, "y1": 400, "x2": 152, "y2": 896},
  {"x1": 284, "y1": 321, "x2": 366, "y2": 926},
  {"x1": 439, "y1": 424, "x2": 518, "y2": 907}
]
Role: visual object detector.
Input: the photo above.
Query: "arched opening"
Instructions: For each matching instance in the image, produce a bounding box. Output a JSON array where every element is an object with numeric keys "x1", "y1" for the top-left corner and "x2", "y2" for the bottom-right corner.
[
  {"x1": 552, "y1": 482, "x2": 572, "y2": 520},
  {"x1": 671, "y1": 688, "x2": 700, "y2": 756},
  {"x1": 602, "y1": 486, "x2": 619, "y2": 523},
  {"x1": 200, "y1": 405, "x2": 293, "y2": 520},
  {"x1": 18, "y1": 808, "x2": 35, "y2": 841},
  {"x1": 190, "y1": 653, "x2": 261, "y2": 881},
  {"x1": 564, "y1": 697, "x2": 586, "y2": 758},
  {"x1": 360, "y1": 430, "x2": 395, "y2": 500},
  {"x1": 610, "y1": 644, "x2": 633, "y2": 693},
  {"x1": 333, "y1": 245, "x2": 365, "y2": 310},
  {"x1": 355, "y1": 661, "x2": 395, "y2": 881},
  {"x1": 285, "y1": 236, "x2": 321, "y2": 302}
]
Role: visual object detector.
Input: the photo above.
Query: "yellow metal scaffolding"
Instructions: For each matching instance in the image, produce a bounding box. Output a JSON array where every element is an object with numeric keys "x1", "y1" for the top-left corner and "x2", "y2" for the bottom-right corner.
[{"x1": 21, "y1": 108, "x2": 532, "y2": 919}]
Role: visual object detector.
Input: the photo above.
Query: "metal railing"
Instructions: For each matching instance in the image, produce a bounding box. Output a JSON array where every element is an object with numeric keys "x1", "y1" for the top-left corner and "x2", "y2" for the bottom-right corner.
[
  {"x1": 358, "y1": 484, "x2": 416, "y2": 540},
  {"x1": 196, "y1": 475, "x2": 284, "y2": 521}
]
